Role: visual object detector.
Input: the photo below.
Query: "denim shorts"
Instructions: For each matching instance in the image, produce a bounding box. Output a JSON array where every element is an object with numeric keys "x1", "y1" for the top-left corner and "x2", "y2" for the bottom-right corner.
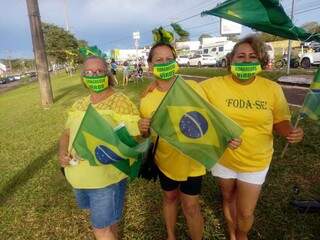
[{"x1": 74, "y1": 179, "x2": 127, "y2": 228}]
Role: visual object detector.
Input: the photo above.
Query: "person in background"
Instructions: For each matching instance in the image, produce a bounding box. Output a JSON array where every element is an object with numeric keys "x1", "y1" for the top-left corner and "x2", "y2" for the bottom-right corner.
[{"x1": 110, "y1": 58, "x2": 118, "y2": 85}]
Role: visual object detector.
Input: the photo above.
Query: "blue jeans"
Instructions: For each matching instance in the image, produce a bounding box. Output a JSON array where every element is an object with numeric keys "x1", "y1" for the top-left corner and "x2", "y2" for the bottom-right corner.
[{"x1": 74, "y1": 179, "x2": 127, "y2": 228}]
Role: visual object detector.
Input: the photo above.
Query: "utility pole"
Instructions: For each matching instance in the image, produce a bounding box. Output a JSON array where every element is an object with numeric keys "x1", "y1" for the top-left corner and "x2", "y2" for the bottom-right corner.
[
  {"x1": 63, "y1": 0, "x2": 70, "y2": 31},
  {"x1": 133, "y1": 32, "x2": 140, "y2": 65},
  {"x1": 5, "y1": 50, "x2": 12, "y2": 74},
  {"x1": 26, "y1": 0, "x2": 53, "y2": 106},
  {"x1": 286, "y1": 0, "x2": 295, "y2": 75}
]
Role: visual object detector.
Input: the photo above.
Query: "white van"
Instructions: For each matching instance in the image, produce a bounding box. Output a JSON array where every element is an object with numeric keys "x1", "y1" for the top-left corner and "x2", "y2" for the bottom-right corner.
[{"x1": 201, "y1": 41, "x2": 236, "y2": 61}]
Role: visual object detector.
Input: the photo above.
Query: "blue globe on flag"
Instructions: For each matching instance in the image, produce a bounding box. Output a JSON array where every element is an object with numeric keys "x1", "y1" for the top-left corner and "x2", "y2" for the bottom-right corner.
[
  {"x1": 179, "y1": 111, "x2": 208, "y2": 139},
  {"x1": 95, "y1": 145, "x2": 124, "y2": 164}
]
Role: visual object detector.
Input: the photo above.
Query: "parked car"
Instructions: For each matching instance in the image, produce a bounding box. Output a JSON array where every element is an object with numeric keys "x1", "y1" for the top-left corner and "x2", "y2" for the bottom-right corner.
[
  {"x1": 188, "y1": 54, "x2": 217, "y2": 67},
  {"x1": 300, "y1": 47, "x2": 320, "y2": 68},
  {"x1": 176, "y1": 55, "x2": 189, "y2": 66},
  {"x1": 7, "y1": 76, "x2": 15, "y2": 82},
  {"x1": 14, "y1": 75, "x2": 21, "y2": 80},
  {"x1": 0, "y1": 78, "x2": 7, "y2": 84},
  {"x1": 216, "y1": 54, "x2": 229, "y2": 68}
]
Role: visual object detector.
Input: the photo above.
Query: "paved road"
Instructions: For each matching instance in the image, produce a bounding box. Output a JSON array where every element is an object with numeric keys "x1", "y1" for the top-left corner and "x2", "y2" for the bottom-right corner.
[{"x1": 0, "y1": 81, "x2": 21, "y2": 93}]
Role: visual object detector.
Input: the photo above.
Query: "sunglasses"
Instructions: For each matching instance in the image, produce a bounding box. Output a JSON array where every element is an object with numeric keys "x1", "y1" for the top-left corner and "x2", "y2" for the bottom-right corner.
[{"x1": 82, "y1": 69, "x2": 107, "y2": 77}]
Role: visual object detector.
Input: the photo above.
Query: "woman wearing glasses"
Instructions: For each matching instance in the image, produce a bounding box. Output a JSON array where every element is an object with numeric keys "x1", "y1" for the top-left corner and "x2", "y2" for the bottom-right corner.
[{"x1": 58, "y1": 56, "x2": 140, "y2": 240}]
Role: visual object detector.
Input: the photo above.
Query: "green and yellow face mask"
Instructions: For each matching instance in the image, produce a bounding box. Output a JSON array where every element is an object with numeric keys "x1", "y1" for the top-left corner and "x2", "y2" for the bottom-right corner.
[
  {"x1": 230, "y1": 62, "x2": 262, "y2": 82},
  {"x1": 83, "y1": 75, "x2": 109, "y2": 93},
  {"x1": 153, "y1": 60, "x2": 179, "y2": 80}
]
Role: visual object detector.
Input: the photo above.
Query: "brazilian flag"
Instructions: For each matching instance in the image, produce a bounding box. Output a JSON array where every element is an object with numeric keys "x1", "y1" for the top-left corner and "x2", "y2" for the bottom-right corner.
[
  {"x1": 73, "y1": 104, "x2": 150, "y2": 179},
  {"x1": 301, "y1": 68, "x2": 320, "y2": 123},
  {"x1": 151, "y1": 76, "x2": 243, "y2": 169}
]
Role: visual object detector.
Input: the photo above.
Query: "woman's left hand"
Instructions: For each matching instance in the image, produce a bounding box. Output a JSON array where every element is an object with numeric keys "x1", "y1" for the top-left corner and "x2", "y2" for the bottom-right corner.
[
  {"x1": 286, "y1": 127, "x2": 304, "y2": 143},
  {"x1": 228, "y1": 138, "x2": 242, "y2": 150}
]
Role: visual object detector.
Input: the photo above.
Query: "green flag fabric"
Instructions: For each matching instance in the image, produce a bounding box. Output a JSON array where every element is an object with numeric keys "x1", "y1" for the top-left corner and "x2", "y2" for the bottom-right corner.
[
  {"x1": 301, "y1": 69, "x2": 320, "y2": 123},
  {"x1": 73, "y1": 104, "x2": 150, "y2": 179},
  {"x1": 202, "y1": 0, "x2": 320, "y2": 43},
  {"x1": 79, "y1": 45, "x2": 107, "y2": 58},
  {"x1": 151, "y1": 76, "x2": 243, "y2": 169}
]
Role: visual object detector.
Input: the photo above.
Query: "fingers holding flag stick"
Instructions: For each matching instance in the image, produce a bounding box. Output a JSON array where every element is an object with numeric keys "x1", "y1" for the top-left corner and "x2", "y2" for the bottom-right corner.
[{"x1": 280, "y1": 115, "x2": 303, "y2": 159}]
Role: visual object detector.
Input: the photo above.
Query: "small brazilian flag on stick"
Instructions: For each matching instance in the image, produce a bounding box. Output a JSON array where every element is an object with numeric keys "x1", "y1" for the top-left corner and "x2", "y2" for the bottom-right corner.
[
  {"x1": 300, "y1": 68, "x2": 320, "y2": 123},
  {"x1": 151, "y1": 76, "x2": 243, "y2": 169},
  {"x1": 73, "y1": 104, "x2": 150, "y2": 179}
]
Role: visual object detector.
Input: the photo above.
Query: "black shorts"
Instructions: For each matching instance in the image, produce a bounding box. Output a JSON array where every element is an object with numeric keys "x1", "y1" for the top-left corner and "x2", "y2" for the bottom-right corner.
[
  {"x1": 111, "y1": 69, "x2": 116, "y2": 75},
  {"x1": 158, "y1": 169, "x2": 202, "y2": 196}
]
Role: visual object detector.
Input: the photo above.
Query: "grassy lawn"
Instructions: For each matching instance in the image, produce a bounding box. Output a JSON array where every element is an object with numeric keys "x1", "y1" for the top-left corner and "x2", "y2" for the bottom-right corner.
[{"x1": 0, "y1": 70, "x2": 319, "y2": 239}]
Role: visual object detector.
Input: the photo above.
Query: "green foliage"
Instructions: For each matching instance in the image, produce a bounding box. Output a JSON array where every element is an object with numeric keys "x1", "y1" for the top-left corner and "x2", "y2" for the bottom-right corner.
[
  {"x1": 301, "y1": 21, "x2": 320, "y2": 33},
  {"x1": 257, "y1": 32, "x2": 285, "y2": 42},
  {"x1": 5, "y1": 59, "x2": 35, "y2": 73},
  {"x1": 42, "y1": 23, "x2": 80, "y2": 64}
]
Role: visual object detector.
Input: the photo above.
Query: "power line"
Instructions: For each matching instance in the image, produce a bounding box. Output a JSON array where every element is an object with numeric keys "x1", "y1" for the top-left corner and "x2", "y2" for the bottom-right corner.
[
  {"x1": 161, "y1": 0, "x2": 213, "y2": 20},
  {"x1": 186, "y1": 21, "x2": 219, "y2": 31},
  {"x1": 295, "y1": 5, "x2": 320, "y2": 15}
]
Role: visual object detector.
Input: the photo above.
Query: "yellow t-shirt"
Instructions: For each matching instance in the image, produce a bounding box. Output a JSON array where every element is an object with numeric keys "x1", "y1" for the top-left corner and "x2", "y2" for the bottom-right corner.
[
  {"x1": 200, "y1": 75, "x2": 291, "y2": 172},
  {"x1": 64, "y1": 92, "x2": 140, "y2": 189},
  {"x1": 140, "y1": 80, "x2": 206, "y2": 181}
]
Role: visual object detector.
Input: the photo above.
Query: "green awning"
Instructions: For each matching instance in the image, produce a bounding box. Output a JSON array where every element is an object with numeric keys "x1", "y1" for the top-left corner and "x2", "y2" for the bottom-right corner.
[{"x1": 202, "y1": 0, "x2": 320, "y2": 42}]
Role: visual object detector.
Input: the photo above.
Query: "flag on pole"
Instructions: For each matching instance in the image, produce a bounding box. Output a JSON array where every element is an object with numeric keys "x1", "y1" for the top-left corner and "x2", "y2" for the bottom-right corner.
[
  {"x1": 202, "y1": 0, "x2": 320, "y2": 42},
  {"x1": 301, "y1": 69, "x2": 320, "y2": 123},
  {"x1": 151, "y1": 76, "x2": 243, "y2": 169},
  {"x1": 73, "y1": 104, "x2": 150, "y2": 178}
]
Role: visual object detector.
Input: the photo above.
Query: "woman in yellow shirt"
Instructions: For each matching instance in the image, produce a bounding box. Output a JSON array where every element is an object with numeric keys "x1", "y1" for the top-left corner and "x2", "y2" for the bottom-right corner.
[
  {"x1": 139, "y1": 30, "x2": 241, "y2": 239},
  {"x1": 139, "y1": 40, "x2": 206, "y2": 240},
  {"x1": 58, "y1": 56, "x2": 140, "y2": 240},
  {"x1": 200, "y1": 36, "x2": 304, "y2": 240}
]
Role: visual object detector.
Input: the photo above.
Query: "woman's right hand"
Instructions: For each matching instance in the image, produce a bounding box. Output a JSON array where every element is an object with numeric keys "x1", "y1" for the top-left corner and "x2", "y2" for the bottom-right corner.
[
  {"x1": 138, "y1": 118, "x2": 151, "y2": 137},
  {"x1": 59, "y1": 153, "x2": 73, "y2": 167}
]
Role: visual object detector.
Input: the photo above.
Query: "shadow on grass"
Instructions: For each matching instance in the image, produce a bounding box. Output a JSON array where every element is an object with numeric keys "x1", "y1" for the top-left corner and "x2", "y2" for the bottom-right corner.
[
  {"x1": 0, "y1": 144, "x2": 58, "y2": 205},
  {"x1": 54, "y1": 84, "x2": 82, "y2": 103}
]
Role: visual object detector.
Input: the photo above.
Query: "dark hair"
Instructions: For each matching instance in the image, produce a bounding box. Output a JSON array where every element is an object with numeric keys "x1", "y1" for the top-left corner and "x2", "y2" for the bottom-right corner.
[
  {"x1": 227, "y1": 35, "x2": 269, "y2": 70},
  {"x1": 147, "y1": 42, "x2": 177, "y2": 63},
  {"x1": 81, "y1": 56, "x2": 115, "y2": 87}
]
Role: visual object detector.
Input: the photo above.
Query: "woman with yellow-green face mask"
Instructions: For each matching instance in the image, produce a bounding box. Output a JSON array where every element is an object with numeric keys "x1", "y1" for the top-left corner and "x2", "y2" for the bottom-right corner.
[
  {"x1": 200, "y1": 36, "x2": 304, "y2": 240},
  {"x1": 58, "y1": 55, "x2": 140, "y2": 240},
  {"x1": 139, "y1": 34, "x2": 207, "y2": 239}
]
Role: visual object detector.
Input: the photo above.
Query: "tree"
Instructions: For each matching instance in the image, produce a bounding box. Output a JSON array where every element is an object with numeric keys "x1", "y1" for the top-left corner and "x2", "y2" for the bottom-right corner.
[
  {"x1": 257, "y1": 32, "x2": 284, "y2": 42},
  {"x1": 42, "y1": 22, "x2": 79, "y2": 63},
  {"x1": 227, "y1": 34, "x2": 240, "y2": 42},
  {"x1": 171, "y1": 23, "x2": 190, "y2": 42},
  {"x1": 198, "y1": 33, "x2": 212, "y2": 43},
  {"x1": 301, "y1": 21, "x2": 320, "y2": 33}
]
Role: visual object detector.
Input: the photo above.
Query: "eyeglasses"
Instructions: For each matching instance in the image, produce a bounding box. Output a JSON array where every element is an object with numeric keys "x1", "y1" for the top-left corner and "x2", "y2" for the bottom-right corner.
[{"x1": 82, "y1": 69, "x2": 107, "y2": 77}]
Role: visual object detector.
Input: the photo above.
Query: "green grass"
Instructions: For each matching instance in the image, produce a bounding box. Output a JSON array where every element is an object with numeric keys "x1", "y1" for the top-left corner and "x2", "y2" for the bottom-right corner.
[
  {"x1": 0, "y1": 71, "x2": 319, "y2": 239},
  {"x1": 178, "y1": 67, "x2": 316, "y2": 81}
]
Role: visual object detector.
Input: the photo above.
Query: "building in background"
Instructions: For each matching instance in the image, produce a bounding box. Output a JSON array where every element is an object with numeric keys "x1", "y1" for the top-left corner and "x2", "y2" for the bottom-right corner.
[{"x1": 0, "y1": 62, "x2": 7, "y2": 76}]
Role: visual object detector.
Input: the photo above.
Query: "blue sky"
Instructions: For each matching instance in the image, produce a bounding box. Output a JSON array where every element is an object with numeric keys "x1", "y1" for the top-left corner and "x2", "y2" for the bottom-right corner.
[{"x1": 0, "y1": 0, "x2": 319, "y2": 59}]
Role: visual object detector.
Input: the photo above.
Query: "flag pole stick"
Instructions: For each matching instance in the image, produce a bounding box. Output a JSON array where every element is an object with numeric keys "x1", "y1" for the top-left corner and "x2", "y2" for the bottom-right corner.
[{"x1": 280, "y1": 114, "x2": 302, "y2": 158}]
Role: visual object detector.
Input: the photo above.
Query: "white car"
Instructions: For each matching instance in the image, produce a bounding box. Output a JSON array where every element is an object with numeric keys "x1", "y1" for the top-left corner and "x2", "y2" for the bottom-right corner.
[
  {"x1": 188, "y1": 54, "x2": 217, "y2": 67},
  {"x1": 300, "y1": 47, "x2": 320, "y2": 68},
  {"x1": 176, "y1": 55, "x2": 189, "y2": 66}
]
